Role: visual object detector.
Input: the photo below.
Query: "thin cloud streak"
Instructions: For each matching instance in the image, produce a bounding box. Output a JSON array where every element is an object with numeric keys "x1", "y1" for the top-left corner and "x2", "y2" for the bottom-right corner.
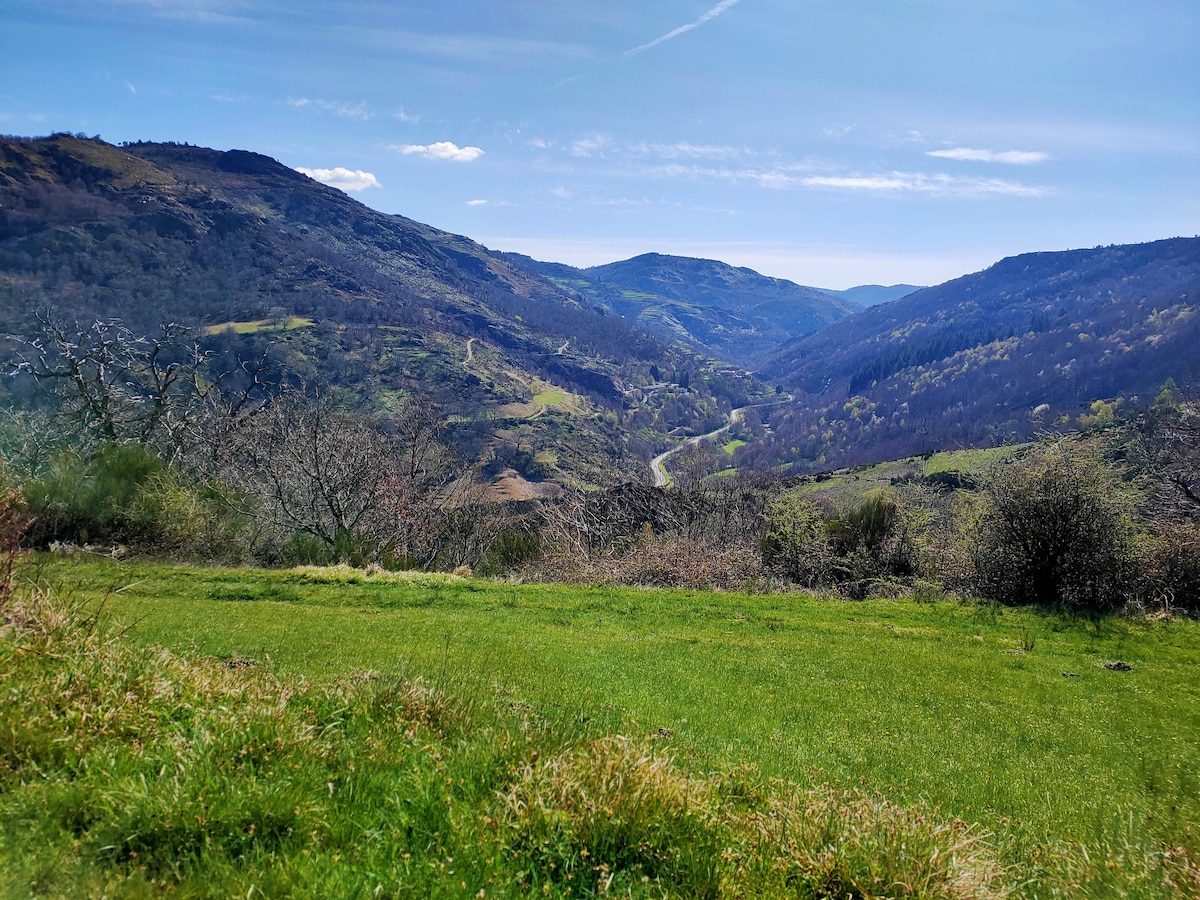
[
  {"x1": 286, "y1": 97, "x2": 373, "y2": 120},
  {"x1": 624, "y1": 0, "x2": 741, "y2": 57},
  {"x1": 799, "y1": 173, "x2": 1051, "y2": 198},
  {"x1": 927, "y1": 147, "x2": 1049, "y2": 164},
  {"x1": 87, "y1": 0, "x2": 254, "y2": 24},
  {"x1": 622, "y1": 162, "x2": 1050, "y2": 197},
  {"x1": 629, "y1": 141, "x2": 746, "y2": 159},
  {"x1": 347, "y1": 28, "x2": 591, "y2": 64}
]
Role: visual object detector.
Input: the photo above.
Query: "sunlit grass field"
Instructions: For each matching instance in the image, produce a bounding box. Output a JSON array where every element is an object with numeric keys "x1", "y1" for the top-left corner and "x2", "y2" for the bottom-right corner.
[
  {"x1": 44, "y1": 557, "x2": 1200, "y2": 854},
  {"x1": 5, "y1": 555, "x2": 1199, "y2": 896}
]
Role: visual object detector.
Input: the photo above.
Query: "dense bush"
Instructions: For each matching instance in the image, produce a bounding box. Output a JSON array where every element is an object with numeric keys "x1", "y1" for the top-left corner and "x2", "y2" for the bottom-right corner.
[
  {"x1": 16, "y1": 442, "x2": 252, "y2": 560},
  {"x1": 1135, "y1": 522, "x2": 1200, "y2": 613},
  {"x1": 129, "y1": 468, "x2": 251, "y2": 560},
  {"x1": 761, "y1": 491, "x2": 834, "y2": 587},
  {"x1": 826, "y1": 490, "x2": 932, "y2": 586},
  {"x1": 762, "y1": 487, "x2": 934, "y2": 595},
  {"x1": 971, "y1": 445, "x2": 1137, "y2": 610},
  {"x1": 23, "y1": 442, "x2": 162, "y2": 547},
  {"x1": 0, "y1": 484, "x2": 28, "y2": 606}
]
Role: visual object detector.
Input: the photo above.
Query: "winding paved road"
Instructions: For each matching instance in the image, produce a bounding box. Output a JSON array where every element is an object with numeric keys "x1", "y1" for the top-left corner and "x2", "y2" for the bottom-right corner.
[
  {"x1": 650, "y1": 408, "x2": 744, "y2": 487},
  {"x1": 649, "y1": 395, "x2": 792, "y2": 487}
]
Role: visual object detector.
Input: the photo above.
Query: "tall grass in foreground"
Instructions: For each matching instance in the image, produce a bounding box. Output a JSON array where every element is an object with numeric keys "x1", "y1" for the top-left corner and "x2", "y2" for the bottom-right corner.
[{"x1": 2, "y1": 581, "x2": 1198, "y2": 898}]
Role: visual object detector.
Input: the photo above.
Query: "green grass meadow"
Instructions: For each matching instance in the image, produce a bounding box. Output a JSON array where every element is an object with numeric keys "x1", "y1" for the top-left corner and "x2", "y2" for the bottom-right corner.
[
  {"x1": 49, "y1": 560, "x2": 1200, "y2": 840},
  {"x1": 4, "y1": 556, "x2": 1199, "y2": 897}
]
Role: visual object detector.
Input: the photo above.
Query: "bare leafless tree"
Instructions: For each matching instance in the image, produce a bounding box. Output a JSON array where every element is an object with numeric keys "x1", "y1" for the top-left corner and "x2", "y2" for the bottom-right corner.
[
  {"x1": 215, "y1": 387, "x2": 497, "y2": 568},
  {"x1": 215, "y1": 388, "x2": 397, "y2": 549},
  {"x1": 8, "y1": 314, "x2": 274, "y2": 463},
  {"x1": 1126, "y1": 396, "x2": 1200, "y2": 521}
]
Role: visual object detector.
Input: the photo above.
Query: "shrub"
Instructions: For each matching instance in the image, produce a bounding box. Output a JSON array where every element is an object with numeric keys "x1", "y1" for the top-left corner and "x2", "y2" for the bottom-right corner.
[
  {"x1": 826, "y1": 489, "x2": 931, "y2": 584},
  {"x1": 0, "y1": 487, "x2": 29, "y2": 607},
  {"x1": 478, "y1": 526, "x2": 543, "y2": 576},
  {"x1": 761, "y1": 491, "x2": 834, "y2": 586},
  {"x1": 918, "y1": 493, "x2": 981, "y2": 592},
  {"x1": 23, "y1": 443, "x2": 162, "y2": 547},
  {"x1": 128, "y1": 468, "x2": 250, "y2": 560},
  {"x1": 971, "y1": 444, "x2": 1137, "y2": 610},
  {"x1": 1135, "y1": 522, "x2": 1200, "y2": 613}
]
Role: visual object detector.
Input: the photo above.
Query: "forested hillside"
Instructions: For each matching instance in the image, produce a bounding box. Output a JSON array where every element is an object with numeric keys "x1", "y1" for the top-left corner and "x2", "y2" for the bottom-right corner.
[
  {"x1": 0, "y1": 134, "x2": 766, "y2": 487},
  {"x1": 744, "y1": 238, "x2": 1200, "y2": 472}
]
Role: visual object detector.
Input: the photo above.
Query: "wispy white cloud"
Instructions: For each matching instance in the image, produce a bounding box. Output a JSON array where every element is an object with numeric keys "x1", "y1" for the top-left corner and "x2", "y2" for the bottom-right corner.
[
  {"x1": 821, "y1": 125, "x2": 855, "y2": 139},
  {"x1": 799, "y1": 172, "x2": 1051, "y2": 197},
  {"x1": 571, "y1": 136, "x2": 613, "y2": 158},
  {"x1": 571, "y1": 137, "x2": 744, "y2": 160},
  {"x1": 126, "y1": 81, "x2": 137, "y2": 94},
  {"x1": 89, "y1": 0, "x2": 251, "y2": 24},
  {"x1": 629, "y1": 141, "x2": 745, "y2": 159},
  {"x1": 550, "y1": 185, "x2": 572, "y2": 199},
  {"x1": 393, "y1": 106, "x2": 420, "y2": 123},
  {"x1": 286, "y1": 97, "x2": 373, "y2": 120},
  {"x1": 2, "y1": 111, "x2": 48, "y2": 124},
  {"x1": 555, "y1": 132, "x2": 1050, "y2": 199},
  {"x1": 211, "y1": 91, "x2": 248, "y2": 102},
  {"x1": 927, "y1": 147, "x2": 1049, "y2": 164},
  {"x1": 625, "y1": 0, "x2": 742, "y2": 57},
  {"x1": 622, "y1": 159, "x2": 1050, "y2": 197},
  {"x1": 626, "y1": 161, "x2": 817, "y2": 188},
  {"x1": 295, "y1": 167, "x2": 381, "y2": 192},
  {"x1": 345, "y1": 28, "x2": 590, "y2": 64},
  {"x1": 465, "y1": 199, "x2": 488, "y2": 206},
  {"x1": 397, "y1": 141, "x2": 485, "y2": 162}
]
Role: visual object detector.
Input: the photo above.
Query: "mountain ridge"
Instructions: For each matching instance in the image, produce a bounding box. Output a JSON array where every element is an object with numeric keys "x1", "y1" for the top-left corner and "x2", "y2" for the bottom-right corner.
[
  {"x1": 0, "y1": 134, "x2": 764, "y2": 488},
  {"x1": 4, "y1": 134, "x2": 1199, "y2": 482},
  {"x1": 744, "y1": 237, "x2": 1200, "y2": 472},
  {"x1": 501, "y1": 250, "x2": 858, "y2": 366}
]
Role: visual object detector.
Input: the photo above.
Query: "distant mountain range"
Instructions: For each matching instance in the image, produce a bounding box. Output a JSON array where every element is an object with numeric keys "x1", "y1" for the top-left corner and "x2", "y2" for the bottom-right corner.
[
  {"x1": 2, "y1": 134, "x2": 1198, "y2": 480},
  {"x1": 502, "y1": 251, "x2": 872, "y2": 366},
  {"x1": 825, "y1": 284, "x2": 923, "y2": 307}
]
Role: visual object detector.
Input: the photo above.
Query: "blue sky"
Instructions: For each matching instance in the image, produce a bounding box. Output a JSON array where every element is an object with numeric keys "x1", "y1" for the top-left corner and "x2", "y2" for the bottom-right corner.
[{"x1": 3, "y1": 0, "x2": 1197, "y2": 288}]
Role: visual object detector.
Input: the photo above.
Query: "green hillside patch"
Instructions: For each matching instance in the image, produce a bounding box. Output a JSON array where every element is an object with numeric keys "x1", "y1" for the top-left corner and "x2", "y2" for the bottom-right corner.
[
  {"x1": 923, "y1": 446, "x2": 1018, "y2": 477},
  {"x1": 11, "y1": 557, "x2": 1196, "y2": 898},
  {"x1": 202, "y1": 316, "x2": 314, "y2": 334}
]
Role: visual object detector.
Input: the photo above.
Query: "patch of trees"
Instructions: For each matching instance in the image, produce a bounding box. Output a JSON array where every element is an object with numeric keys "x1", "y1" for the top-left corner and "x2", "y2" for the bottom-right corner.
[
  {"x1": 1, "y1": 317, "x2": 503, "y2": 568},
  {"x1": 847, "y1": 322, "x2": 1022, "y2": 394}
]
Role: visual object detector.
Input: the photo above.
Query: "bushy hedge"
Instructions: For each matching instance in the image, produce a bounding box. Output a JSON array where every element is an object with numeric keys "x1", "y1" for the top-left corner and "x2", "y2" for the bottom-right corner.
[{"x1": 970, "y1": 445, "x2": 1137, "y2": 611}]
